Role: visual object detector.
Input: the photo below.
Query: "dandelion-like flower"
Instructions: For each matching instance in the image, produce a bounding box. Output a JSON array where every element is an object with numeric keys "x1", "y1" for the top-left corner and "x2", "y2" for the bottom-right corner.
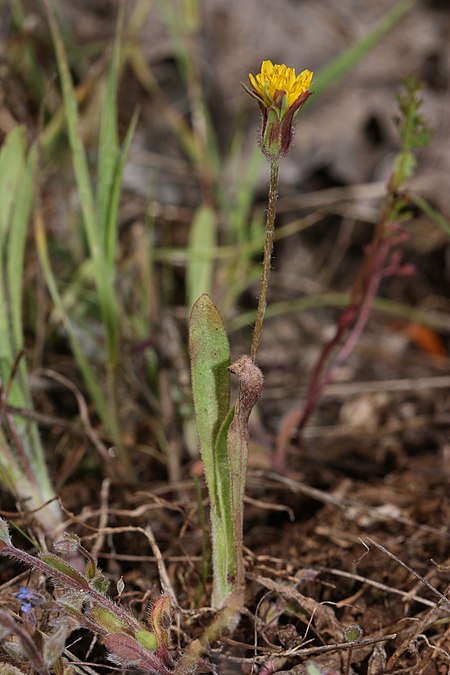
[{"x1": 243, "y1": 60, "x2": 313, "y2": 159}]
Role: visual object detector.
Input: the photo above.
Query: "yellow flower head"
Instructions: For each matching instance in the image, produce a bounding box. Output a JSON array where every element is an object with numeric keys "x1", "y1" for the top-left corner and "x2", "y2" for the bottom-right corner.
[
  {"x1": 248, "y1": 60, "x2": 313, "y2": 110},
  {"x1": 243, "y1": 60, "x2": 314, "y2": 159}
]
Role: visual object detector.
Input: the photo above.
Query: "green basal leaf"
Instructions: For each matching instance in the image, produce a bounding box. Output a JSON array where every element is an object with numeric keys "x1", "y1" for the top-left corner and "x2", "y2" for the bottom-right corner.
[
  {"x1": 189, "y1": 293, "x2": 230, "y2": 508},
  {"x1": 189, "y1": 293, "x2": 235, "y2": 608}
]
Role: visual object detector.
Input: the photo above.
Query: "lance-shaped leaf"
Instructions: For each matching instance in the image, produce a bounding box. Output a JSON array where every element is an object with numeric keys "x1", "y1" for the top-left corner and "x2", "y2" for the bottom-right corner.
[
  {"x1": 189, "y1": 294, "x2": 232, "y2": 608},
  {"x1": 189, "y1": 294, "x2": 230, "y2": 509}
]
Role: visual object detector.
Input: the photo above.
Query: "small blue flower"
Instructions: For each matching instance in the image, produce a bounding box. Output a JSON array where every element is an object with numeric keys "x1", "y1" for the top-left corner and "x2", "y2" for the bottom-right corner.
[
  {"x1": 14, "y1": 586, "x2": 44, "y2": 612},
  {"x1": 16, "y1": 586, "x2": 31, "y2": 601}
]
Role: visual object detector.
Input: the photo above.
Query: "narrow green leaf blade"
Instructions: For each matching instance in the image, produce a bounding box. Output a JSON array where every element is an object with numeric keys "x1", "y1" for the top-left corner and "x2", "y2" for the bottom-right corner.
[
  {"x1": 411, "y1": 193, "x2": 450, "y2": 239},
  {"x1": 97, "y1": 5, "x2": 123, "y2": 255},
  {"x1": 104, "y1": 109, "x2": 139, "y2": 265},
  {"x1": 44, "y1": 0, "x2": 99, "y2": 260},
  {"x1": 187, "y1": 206, "x2": 216, "y2": 309},
  {"x1": 0, "y1": 126, "x2": 26, "y2": 240},
  {"x1": 7, "y1": 144, "x2": 37, "y2": 356},
  {"x1": 313, "y1": 0, "x2": 415, "y2": 97},
  {"x1": 0, "y1": 126, "x2": 27, "y2": 368}
]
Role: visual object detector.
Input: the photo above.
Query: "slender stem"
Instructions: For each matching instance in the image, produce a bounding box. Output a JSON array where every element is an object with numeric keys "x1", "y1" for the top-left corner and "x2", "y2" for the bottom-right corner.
[
  {"x1": 250, "y1": 159, "x2": 280, "y2": 361},
  {"x1": 0, "y1": 540, "x2": 138, "y2": 631}
]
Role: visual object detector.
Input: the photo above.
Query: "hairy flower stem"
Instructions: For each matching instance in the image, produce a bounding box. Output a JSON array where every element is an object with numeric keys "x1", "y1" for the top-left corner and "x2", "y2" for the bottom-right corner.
[
  {"x1": 0, "y1": 540, "x2": 137, "y2": 632},
  {"x1": 250, "y1": 159, "x2": 279, "y2": 361}
]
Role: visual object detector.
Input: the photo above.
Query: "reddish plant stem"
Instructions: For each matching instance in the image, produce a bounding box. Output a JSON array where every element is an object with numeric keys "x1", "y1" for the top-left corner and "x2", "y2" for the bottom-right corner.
[
  {"x1": 320, "y1": 243, "x2": 391, "y2": 389},
  {"x1": 293, "y1": 241, "x2": 392, "y2": 443},
  {"x1": 274, "y1": 185, "x2": 407, "y2": 467},
  {"x1": 290, "y1": 306, "x2": 356, "y2": 439}
]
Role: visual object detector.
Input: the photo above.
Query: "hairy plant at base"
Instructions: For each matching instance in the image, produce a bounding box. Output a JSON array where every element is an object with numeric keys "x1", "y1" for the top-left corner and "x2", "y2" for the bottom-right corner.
[{"x1": 0, "y1": 518, "x2": 179, "y2": 674}]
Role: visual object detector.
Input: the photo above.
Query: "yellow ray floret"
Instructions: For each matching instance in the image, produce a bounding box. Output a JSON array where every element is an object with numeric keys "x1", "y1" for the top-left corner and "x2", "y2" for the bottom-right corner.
[{"x1": 249, "y1": 60, "x2": 313, "y2": 109}]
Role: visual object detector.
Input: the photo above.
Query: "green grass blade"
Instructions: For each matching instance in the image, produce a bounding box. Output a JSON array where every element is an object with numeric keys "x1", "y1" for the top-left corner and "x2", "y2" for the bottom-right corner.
[
  {"x1": 222, "y1": 143, "x2": 264, "y2": 245},
  {"x1": 313, "y1": 0, "x2": 416, "y2": 97},
  {"x1": 0, "y1": 127, "x2": 27, "y2": 367},
  {"x1": 0, "y1": 128, "x2": 35, "y2": 412},
  {"x1": 43, "y1": 1, "x2": 130, "y2": 464},
  {"x1": 230, "y1": 291, "x2": 450, "y2": 339},
  {"x1": 44, "y1": 0, "x2": 99, "y2": 262},
  {"x1": 411, "y1": 193, "x2": 450, "y2": 238},
  {"x1": 187, "y1": 206, "x2": 217, "y2": 309},
  {"x1": 44, "y1": 1, "x2": 122, "y2": 395},
  {"x1": 0, "y1": 129, "x2": 61, "y2": 532},
  {"x1": 44, "y1": 0, "x2": 123, "y2": 396},
  {"x1": 7, "y1": 146, "x2": 37, "y2": 357},
  {"x1": 104, "y1": 110, "x2": 139, "y2": 267},
  {"x1": 0, "y1": 428, "x2": 57, "y2": 531},
  {"x1": 7, "y1": 0, "x2": 26, "y2": 24},
  {"x1": 97, "y1": 5, "x2": 123, "y2": 263},
  {"x1": 5, "y1": 142, "x2": 38, "y2": 444},
  {"x1": 0, "y1": 429, "x2": 22, "y2": 494},
  {"x1": 0, "y1": 127, "x2": 26, "y2": 241},
  {"x1": 42, "y1": 0, "x2": 114, "y2": 409}
]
